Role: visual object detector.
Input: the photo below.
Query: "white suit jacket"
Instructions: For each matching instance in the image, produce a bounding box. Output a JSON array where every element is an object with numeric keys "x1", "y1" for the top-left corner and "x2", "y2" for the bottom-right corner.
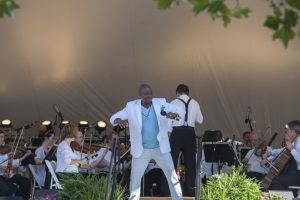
[{"x1": 110, "y1": 98, "x2": 185, "y2": 158}]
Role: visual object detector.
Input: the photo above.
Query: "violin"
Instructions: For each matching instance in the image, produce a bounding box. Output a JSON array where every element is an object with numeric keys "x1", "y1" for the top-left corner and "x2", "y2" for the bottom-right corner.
[
  {"x1": 0, "y1": 145, "x2": 27, "y2": 158},
  {"x1": 70, "y1": 141, "x2": 90, "y2": 154},
  {"x1": 70, "y1": 141, "x2": 104, "y2": 154},
  {"x1": 119, "y1": 143, "x2": 127, "y2": 156},
  {"x1": 254, "y1": 132, "x2": 278, "y2": 157},
  {"x1": 254, "y1": 141, "x2": 267, "y2": 157},
  {"x1": 118, "y1": 143, "x2": 132, "y2": 161}
]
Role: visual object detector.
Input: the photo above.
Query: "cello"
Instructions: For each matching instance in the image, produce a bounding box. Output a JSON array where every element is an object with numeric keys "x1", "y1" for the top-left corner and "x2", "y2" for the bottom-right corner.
[
  {"x1": 260, "y1": 148, "x2": 291, "y2": 190},
  {"x1": 260, "y1": 133, "x2": 292, "y2": 190}
]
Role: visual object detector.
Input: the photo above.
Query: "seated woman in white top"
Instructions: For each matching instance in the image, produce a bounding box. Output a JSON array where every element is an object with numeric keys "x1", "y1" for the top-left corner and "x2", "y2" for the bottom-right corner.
[
  {"x1": 56, "y1": 124, "x2": 89, "y2": 173},
  {"x1": 34, "y1": 130, "x2": 55, "y2": 187}
]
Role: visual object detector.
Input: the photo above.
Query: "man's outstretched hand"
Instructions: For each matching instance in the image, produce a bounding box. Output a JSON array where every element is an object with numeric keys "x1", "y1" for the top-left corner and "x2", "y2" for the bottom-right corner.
[{"x1": 114, "y1": 118, "x2": 128, "y2": 128}]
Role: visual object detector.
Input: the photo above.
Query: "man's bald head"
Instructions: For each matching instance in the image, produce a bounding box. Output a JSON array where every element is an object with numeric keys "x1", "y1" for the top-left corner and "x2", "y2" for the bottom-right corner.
[
  {"x1": 139, "y1": 84, "x2": 151, "y2": 94},
  {"x1": 139, "y1": 84, "x2": 153, "y2": 106},
  {"x1": 251, "y1": 131, "x2": 262, "y2": 148}
]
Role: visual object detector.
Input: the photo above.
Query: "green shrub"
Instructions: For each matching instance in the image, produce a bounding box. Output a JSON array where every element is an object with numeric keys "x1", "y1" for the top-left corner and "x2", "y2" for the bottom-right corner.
[
  {"x1": 201, "y1": 167, "x2": 284, "y2": 200},
  {"x1": 57, "y1": 173, "x2": 127, "y2": 200}
]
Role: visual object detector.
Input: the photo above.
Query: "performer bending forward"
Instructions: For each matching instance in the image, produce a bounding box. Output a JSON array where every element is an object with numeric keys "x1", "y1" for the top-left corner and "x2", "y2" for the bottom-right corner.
[{"x1": 110, "y1": 84, "x2": 184, "y2": 200}]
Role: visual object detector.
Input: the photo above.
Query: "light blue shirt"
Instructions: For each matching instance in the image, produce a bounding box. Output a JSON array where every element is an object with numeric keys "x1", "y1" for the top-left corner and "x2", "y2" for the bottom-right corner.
[{"x1": 141, "y1": 105, "x2": 160, "y2": 149}]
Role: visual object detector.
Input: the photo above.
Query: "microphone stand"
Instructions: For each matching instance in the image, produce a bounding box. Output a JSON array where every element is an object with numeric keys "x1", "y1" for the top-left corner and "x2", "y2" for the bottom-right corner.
[
  {"x1": 52, "y1": 115, "x2": 59, "y2": 134},
  {"x1": 47, "y1": 113, "x2": 62, "y2": 161},
  {"x1": 248, "y1": 120, "x2": 254, "y2": 132},
  {"x1": 110, "y1": 139, "x2": 120, "y2": 200},
  {"x1": 245, "y1": 107, "x2": 253, "y2": 132},
  {"x1": 105, "y1": 138, "x2": 119, "y2": 200},
  {"x1": 195, "y1": 136, "x2": 203, "y2": 200},
  {"x1": 245, "y1": 117, "x2": 253, "y2": 132},
  {"x1": 124, "y1": 128, "x2": 127, "y2": 147}
]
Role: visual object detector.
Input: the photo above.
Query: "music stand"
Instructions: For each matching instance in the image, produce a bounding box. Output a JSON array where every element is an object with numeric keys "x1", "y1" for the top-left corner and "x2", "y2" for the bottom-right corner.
[
  {"x1": 202, "y1": 130, "x2": 222, "y2": 142},
  {"x1": 202, "y1": 130, "x2": 222, "y2": 175},
  {"x1": 239, "y1": 147, "x2": 252, "y2": 161},
  {"x1": 204, "y1": 143, "x2": 237, "y2": 166}
]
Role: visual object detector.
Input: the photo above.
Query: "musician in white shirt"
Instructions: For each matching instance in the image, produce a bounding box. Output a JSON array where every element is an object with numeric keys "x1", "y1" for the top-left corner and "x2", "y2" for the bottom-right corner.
[
  {"x1": 242, "y1": 132, "x2": 271, "y2": 181},
  {"x1": 34, "y1": 130, "x2": 55, "y2": 187},
  {"x1": 89, "y1": 132, "x2": 131, "y2": 173},
  {"x1": 261, "y1": 120, "x2": 300, "y2": 193},
  {"x1": 56, "y1": 124, "x2": 89, "y2": 173},
  {"x1": 168, "y1": 84, "x2": 203, "y2": 196},
  {"x1": 0, "y1": 130, "x2": 31, "y2": 199}
]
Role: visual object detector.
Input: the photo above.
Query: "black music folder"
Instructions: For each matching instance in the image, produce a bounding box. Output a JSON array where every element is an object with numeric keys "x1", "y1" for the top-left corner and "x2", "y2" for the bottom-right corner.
[{"x1": 203, "y1": 142, "x2": 238, "y2": 166}]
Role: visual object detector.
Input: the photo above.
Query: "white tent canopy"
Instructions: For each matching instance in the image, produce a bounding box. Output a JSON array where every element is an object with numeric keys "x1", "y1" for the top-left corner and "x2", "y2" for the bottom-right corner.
[{"x1": 0, "y1": 0, "x2": 299, "y2": 146}]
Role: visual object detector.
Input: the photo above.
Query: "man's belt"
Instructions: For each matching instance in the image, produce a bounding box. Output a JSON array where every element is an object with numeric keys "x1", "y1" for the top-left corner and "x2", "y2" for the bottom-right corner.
[{"x1": 173, "y1": 126, "x2": 194, "y2": 130}]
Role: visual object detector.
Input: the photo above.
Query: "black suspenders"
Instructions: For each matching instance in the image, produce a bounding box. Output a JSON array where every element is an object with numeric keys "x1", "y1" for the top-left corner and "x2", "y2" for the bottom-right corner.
[{"x1": 177, "y1": 98, "x2": 191, "y2": 126}]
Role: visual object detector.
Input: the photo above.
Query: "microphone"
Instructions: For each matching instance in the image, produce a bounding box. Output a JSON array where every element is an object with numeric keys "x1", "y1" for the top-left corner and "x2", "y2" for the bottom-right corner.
[
  {"x1": 160, "y1": 106, "x2": 180, "y2": 121},
  {"x1": 160, "y1": 110, "x2": 167, "y2": 116},
  {"x1": 53, "y1": 104, "x2": 64, "y2": 120},
  {"x1": 15, "y1": 120, "x2": 40, "y2": 132},
  {"x1": 245, "y1": 106, "x2": 251, "y2": 123},
  {"x1": 231, "y1": 134, "x2": 235, "y2": 145}
]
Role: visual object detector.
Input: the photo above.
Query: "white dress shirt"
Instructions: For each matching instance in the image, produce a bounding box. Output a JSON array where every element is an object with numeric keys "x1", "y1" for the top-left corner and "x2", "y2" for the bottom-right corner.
[
  {"x1": 90, "y1": 148, "x2": 111, "y2": 169},
  {"x1": 89, "y1": 148, "x2": 126, "y2": 174},
  {"x1": 74, "y1": 150, "x2": 87, "y2": 160},
  {"x1": 56, "y1": 140, "x2": 79, "y2": 173},
  {"x1": 245, "y1": 147, "x2": 272, "y2": 174},
  {"x1": 35, "y1": 146, "x2": 48, "y2": 186},
  {"x1": 169, "y1": 94, "x2": 203, "y2": 129},
  {"x1": 290, "y1": 136, "x2": 300, "y2": 170}
]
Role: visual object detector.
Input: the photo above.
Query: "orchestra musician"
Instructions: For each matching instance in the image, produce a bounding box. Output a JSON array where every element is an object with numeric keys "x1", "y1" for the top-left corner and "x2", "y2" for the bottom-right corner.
[
  {"x1": 0, "y1": 130, "x2": 31, "y2": 199},
  {"x1": 55, "y1": 124, "x2": 90, "y2": 174},
  {"x1": 34, "y1": 130, "x2": 55, "y2": 187},
  {"x1": 168, "y1": 84, "x2": 203, "y2": 196},
  {"x1": 89, "y1": 131, "x2": 131, "y2": 173},
  {"x1": 261, "y1": 120, "x2": 300, "y2": 193},
  {"x1": 72, "y1": 130, "x2": 88, "y2": 160},
  {"x1": 242, "y1": 131, "x2": 251, "y2": 147},
  {"x1": 55, "y1": 123, "x2": 116, "y2": 176},
  {"x1": 242, "y1": 132, "x2": 271, "y2": 181}
]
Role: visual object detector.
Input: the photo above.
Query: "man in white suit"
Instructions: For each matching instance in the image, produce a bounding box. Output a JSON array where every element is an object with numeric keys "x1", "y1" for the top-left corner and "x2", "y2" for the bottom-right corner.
[{"x1": 110, "y1": 84, "x2": 184, "y2": 200}]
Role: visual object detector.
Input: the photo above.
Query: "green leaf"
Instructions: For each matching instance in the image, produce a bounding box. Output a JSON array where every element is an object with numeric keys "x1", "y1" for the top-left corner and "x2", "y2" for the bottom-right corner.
[
  {"x1": 0, "y1": 0, "x2": 20, "y2": 18},
  {"x1": 264, "y1": 16, "x2": 279, "y2": 30},
  {"x1": 273, "y1": 5, "x2": 282, "y2": 17},
  {"x1": 231, "y1": 10, "x2": 242, "y2": 18},
  {"x1": 273, "y1": 27, "x2": 295, "y2": 48},
  {"x1": 240, "y1": 8, "x2": 251, "y2": 18},
  {"x1": 231, "y1": 5, "x2": 251, "y2": 19},
  {"x1": 222, "y1": 14, "x2": 230, "y2": 27},
  {"x1": 189, "y1": 0, "x2": 209, "y2": 15},
  {"x1": 157, "y1": 0, "x2": 173, "y2": 10},
  {"x1": 283, "y1": 9, "x2": 298, "y2": 27},
  {"x1": 208, "y1": 0, "x2": 223, "y2": 13},
  {"x1": 286, "y1": 0, "x2": 300, "y2": 11},
  {"x1": 0, "y1": 9, "x2": 4, "y2": 18},
  {"x1": 0, "y1": 0, "x2": 7, "y2": 18},
  {"x1": 220, "y1": 3, "x2": 230, "y2": 15}
]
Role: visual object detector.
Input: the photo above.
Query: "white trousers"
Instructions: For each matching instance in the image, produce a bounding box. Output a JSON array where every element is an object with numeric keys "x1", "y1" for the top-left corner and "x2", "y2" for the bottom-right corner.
[{"x1": 129, "y1": 148, "x2": 183, "y2": 200}]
